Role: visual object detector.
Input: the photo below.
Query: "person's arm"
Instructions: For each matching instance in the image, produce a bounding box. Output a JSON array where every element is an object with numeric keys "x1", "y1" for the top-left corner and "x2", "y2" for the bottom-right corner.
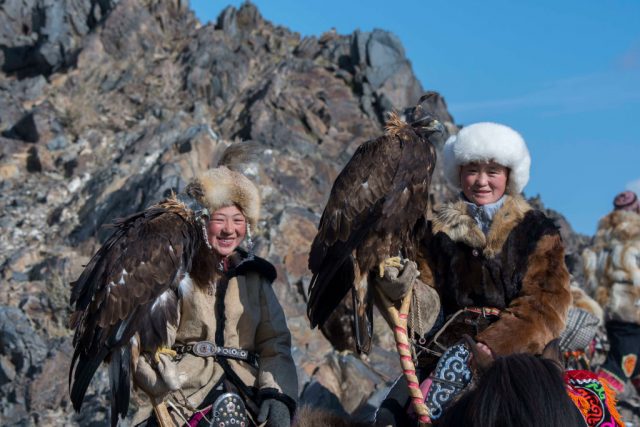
[
  {"x1": 254, "y1": 276, "x2": 298, "y2": 419},
  {"x1": 476, "y1": 231, "x2": 571, "y2": 355}
]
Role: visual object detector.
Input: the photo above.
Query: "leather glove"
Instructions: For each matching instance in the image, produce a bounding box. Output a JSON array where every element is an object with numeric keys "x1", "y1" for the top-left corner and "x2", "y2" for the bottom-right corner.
[
  {"x1": 133, "y1": 352, "x2": 183, "y2": 399},
  {"x1": 408, "y1": 280, "x2": 441, "y2": 337},
  {"x1": 257, "y1": 398, "x2": 291, "y2": 427},
  {"x1": 375, "y1": 259, "x2": 420, "y2": 301}
]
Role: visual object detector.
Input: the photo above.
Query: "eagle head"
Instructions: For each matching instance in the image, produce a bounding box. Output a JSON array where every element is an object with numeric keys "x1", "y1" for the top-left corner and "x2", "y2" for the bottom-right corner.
[
  {"x1": 409, "y1": 108, "x2": 444, "y2": 138},
  {"x1": 176, "y1": 191, "x2": 211, "y2": 222}
]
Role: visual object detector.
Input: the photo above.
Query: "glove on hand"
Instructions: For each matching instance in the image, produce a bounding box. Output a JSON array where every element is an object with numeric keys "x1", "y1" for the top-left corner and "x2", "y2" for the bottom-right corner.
[
  {"x1": 257, "y1": 398, "x2": 291, "y2": 427},
  {"x1": 375, "y1": 259, "x2": 420, "y2": 301},
  {"x1": 133, "y1": 353, "x2": 181, "y2": 398}
]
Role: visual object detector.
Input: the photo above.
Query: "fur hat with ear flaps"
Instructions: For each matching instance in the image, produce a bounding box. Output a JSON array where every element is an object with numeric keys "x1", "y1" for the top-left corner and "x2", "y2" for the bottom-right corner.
[
  {"x1": 443, "y1": 122, "x2": 531, "y2": 195},
  {"x1": 196, "y1": 166, "x2": 260, "y2": 228}
]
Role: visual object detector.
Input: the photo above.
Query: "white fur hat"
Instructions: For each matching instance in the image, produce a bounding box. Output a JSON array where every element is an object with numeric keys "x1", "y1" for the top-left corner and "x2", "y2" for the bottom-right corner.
[
  {"x1": 443, "y1": 122, "x2": 531, "y2": 194},
  {"x1": 196, "y1": 166, "x2": 261, "y2": 228}
]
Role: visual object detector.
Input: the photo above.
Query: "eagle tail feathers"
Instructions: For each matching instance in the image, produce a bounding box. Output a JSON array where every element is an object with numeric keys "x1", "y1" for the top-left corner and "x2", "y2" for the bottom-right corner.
[
  {"x1": 109, "y1": 346, "x2": 131, "y2": 427},
  {"x1": 307, "y1": 257, "x2": 354, "y2": 328},
  {"x1": 70, "y1": 346, "x2": 110, "y2": 412},
  {"x1": 352, "y1": 276, "x2": 374, "y2": 354}
]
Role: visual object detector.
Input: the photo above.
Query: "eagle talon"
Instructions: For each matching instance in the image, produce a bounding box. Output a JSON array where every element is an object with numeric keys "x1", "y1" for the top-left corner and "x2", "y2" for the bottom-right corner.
[
  {"x1": 154, "y1": 346, "x2": 177, "y2": 363},
  {"x1": 379, "y1": 256, "x2": 403, "y2": 277}
]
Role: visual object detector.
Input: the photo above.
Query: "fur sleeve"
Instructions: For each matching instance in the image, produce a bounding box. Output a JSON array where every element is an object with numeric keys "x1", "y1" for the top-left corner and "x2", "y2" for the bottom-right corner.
[{"x1": 477, "y1": 233, "x2": 571, "y2": 355}]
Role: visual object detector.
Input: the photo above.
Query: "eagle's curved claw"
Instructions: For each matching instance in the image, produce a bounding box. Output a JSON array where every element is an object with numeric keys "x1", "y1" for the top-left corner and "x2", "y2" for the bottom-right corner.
[
  {"x1": 379, "y1": 256, "x2": 403, "y2": 277},
  {"x1": 154, "y1": 346, "x2": 177, "y2": 363}
]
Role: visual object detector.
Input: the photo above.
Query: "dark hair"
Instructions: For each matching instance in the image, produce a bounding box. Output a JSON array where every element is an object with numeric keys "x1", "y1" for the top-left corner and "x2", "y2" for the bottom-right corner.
[{"x1": 435, "y1": 353, "x2": 586, "y2": 427}]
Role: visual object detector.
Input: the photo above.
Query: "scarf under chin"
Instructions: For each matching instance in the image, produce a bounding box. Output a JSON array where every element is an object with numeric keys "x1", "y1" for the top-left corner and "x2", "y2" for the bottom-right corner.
[{"x1": 462, "y1": 194, "x2": 506, "y2": 234}]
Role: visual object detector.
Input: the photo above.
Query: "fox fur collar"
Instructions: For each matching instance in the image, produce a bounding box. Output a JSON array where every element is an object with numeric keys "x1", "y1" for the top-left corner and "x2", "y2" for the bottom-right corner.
[{"x1": 432, "y1": 195, "x2": 532, "y2": 258}]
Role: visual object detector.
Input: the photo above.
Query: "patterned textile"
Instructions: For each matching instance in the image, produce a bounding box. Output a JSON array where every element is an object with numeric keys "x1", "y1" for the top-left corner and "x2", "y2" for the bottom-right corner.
[
  {"x1": 623, "y1": 354, "x2": 638, "y2": 378},
  {"x1": 422, "y1": 343, "x2": 472, "y2": 420},
  {"x1": 560, "y1": 308, "x2": 600, "y2": 352},
  {"x1": 599, "y1": 320, "x2": 640, "y2": 391},
  {"x1": 597, "y1": 369, "x2": 626, "y2": 394},
  {"x1": 565, "y1": 370, "x2": 623, "y2": 427}
]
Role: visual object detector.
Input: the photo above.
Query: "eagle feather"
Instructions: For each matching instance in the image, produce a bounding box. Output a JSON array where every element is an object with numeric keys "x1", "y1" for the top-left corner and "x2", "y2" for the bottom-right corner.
[
  {"x1": 307, "y1": 104, "x2": 441, "y2": 353},
  {"x1": 69, "y1": 191, "x2": 212, "y2": 426}
]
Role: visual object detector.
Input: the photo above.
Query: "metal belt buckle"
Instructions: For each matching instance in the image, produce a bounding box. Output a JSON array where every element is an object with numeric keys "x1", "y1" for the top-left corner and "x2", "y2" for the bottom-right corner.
[{"x1": 193, "y1": 341, "x2": 217, "y2": 357}]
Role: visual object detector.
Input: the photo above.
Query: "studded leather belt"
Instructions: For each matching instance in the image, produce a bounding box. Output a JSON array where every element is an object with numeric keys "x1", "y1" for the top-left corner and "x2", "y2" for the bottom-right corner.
[{"x1": 173, "y1": 341, "x2": 259, "y2": 368}]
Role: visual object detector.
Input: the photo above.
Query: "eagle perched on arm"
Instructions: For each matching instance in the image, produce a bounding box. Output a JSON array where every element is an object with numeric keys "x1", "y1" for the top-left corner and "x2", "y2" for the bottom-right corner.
[
  {"x1": 68, "y1": 179, "x2": 217, "y2": 427},
  {"x1": 307, "y1": 95, "x2": 443, "y2": 353}
]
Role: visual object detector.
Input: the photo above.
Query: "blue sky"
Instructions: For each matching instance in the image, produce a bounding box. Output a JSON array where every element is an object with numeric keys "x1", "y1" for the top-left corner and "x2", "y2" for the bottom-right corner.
[{"x1": 191, "y1": 0, "x2": 640, "y2": 235}]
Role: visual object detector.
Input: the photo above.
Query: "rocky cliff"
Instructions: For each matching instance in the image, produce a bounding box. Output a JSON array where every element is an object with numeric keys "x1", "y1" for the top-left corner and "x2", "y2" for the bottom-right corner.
[{"x1": 0, "y1": 1, "x2": 587, "y2": 425}]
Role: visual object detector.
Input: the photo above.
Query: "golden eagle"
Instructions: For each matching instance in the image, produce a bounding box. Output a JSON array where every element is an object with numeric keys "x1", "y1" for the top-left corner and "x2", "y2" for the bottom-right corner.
[
  {"x1": 69, "y1": 183, "x2": 213, "y2": 426},
  {"x1": 307, "y1": 97, "x2": 442, "y2": 353}
]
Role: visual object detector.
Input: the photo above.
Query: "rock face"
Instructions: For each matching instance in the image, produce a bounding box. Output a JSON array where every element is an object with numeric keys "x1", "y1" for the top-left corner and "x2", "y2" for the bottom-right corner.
[
  {"x1": 0, "y1": 1, "x2": 588, "y2": 425},
  {"x1": 0, "y1": 0, "x2": 120, "y2": 78}
]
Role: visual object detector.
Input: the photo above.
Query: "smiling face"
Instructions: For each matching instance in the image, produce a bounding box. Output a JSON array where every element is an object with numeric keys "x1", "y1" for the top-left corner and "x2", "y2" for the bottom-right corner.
[
  {"x1": 207, "y1": 205, "x2": 247, "y2": 257},
  {"x1": 460, "y1": 161, "x2": 510, "y2": 205}
]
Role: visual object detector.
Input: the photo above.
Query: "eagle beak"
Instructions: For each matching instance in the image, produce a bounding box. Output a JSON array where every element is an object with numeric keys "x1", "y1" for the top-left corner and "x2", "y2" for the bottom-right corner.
[
  {"x1": 428, "y1": 120, "x2": 445, "y2": 134},
  {"x1": 417, "y1": 118, "x2": 445, "y2": 135}
]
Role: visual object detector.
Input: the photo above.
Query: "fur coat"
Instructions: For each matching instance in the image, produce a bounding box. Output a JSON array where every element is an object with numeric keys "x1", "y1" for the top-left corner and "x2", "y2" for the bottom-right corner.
[
  {"x1": 415, "y1": 195, "x2": 571, "y2": 357},
  {"x1": 583, "y1": 210, "x2": 640, "y2": 324},
  {"x1": 132, "y1": 250, "x2": 298, "y2": 425}
]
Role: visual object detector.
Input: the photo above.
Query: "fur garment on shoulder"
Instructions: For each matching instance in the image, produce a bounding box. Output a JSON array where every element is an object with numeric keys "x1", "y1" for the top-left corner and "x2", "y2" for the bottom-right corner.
[
  {"x1": 582, "y1": 209, "x2": 640, "y2": 324},
  {"x1": 417, "y1": 195, "x2": 571, "y2": 356}
]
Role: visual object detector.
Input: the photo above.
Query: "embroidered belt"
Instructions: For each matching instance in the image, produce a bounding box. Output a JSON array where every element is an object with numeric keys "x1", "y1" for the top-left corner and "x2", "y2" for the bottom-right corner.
[
  {"x1": 173, "y1": 341, "x2": 259, "y2": 368},
  {"x1": 464, "y1": 306, "x2": 501, "y2": 318}
]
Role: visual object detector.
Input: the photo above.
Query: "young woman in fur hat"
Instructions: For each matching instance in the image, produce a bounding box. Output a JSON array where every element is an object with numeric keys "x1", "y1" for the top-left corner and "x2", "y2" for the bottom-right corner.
[
  {"x1": 132, "y1": 167, "x2": 297, "y2": 427},
  {"x1": 376, "y1": 123, "x2": 572, "y2": 425}
]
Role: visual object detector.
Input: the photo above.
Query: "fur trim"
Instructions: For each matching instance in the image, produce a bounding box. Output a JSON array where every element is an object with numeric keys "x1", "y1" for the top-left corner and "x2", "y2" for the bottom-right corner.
[
  {"x1": 443, "y1": 122, "x2": 531, "y2": 194},
  {"x1": 484, "y1": 196, "x2": 531, "y2": 258},
  {"x1": 432, "y1": 195, "x2": 532, "y2": 257},
  {"x1": 432, "y1": 199, "x2": 486, "y2": 248},
  {"x1": 196, "y1": 166, "x2": 260, "y2": 228},
  {"x1": 570, "y1": 284, "x2": 604, "y2": 324}
]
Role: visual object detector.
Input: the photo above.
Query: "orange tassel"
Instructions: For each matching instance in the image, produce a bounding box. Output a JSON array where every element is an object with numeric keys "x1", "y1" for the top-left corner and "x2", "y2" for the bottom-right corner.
[
  {"x1": 567, "y1": 390, "x2": 590, "y2": 417},
  {"x1": 599, "y1": 379, "x2": 624, "y2": 426}
]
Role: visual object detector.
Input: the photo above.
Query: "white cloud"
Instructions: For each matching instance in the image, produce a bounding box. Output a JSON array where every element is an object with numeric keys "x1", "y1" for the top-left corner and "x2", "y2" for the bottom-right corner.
[{"x1": 626, "y1": 178, "x2": 640, "y2": 194}]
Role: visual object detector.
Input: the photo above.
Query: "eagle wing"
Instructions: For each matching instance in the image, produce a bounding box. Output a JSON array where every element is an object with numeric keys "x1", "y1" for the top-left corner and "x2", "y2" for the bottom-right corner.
[
  {"x1": 307, "y1": 117, "x2": 438, "y2": 352},
  {"x1": 69, "y1": 200, "x2": 202, "y2": 426},
  {"x1": 379, "y1": 124, "x2": 437, "y2": 239},
  {"x1": 307, "y1": 133, "x2": 402, "y2": 329}
]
